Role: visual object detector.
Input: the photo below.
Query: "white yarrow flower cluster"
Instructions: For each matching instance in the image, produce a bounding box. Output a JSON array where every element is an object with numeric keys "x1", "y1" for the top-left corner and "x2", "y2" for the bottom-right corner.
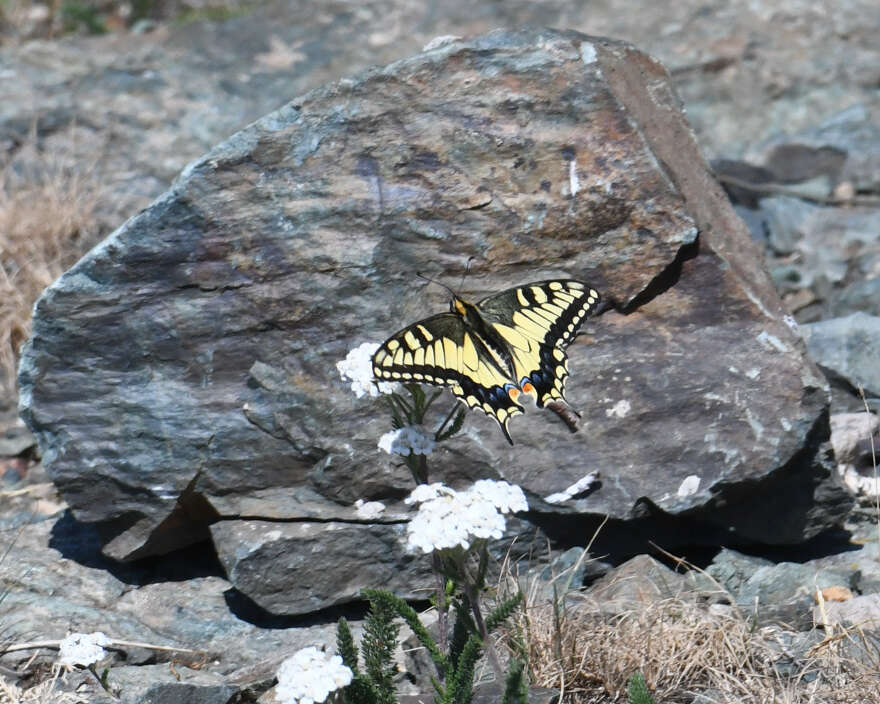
[
  {"x1": 471, "y1": 478, "x2": 529, "y2": 514},
  {"x1": 406, "y1": 480, "x2": 528, "y2": 554},
  {"x1": 57, "y1": 632, "x2": 112, "y2": 667},
  {"x1": 377, "y1": 426, "x2": 435, "y2": 456},
  {"x1": 336, "y1": 342, "x2": 398, "y2": 398},
  {"x1": 275, "y1": 646, "x2": 353, "y2": 704},
  {"x1": 405, "y1": 482, "x2": 449, "y2": 504}
]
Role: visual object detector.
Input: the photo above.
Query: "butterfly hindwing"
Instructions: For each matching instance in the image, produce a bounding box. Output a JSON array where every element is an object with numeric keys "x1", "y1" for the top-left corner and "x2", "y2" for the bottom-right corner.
[
  {"x1": 476, "y1": 280, "x2": 601, "y2": 407},
  {"x1": 371, "y1": 313, "x2": 524, "y2": 442}
]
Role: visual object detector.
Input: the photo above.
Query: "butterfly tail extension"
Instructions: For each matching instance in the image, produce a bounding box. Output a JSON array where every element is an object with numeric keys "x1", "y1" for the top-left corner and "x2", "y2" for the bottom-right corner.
[{"x1": 499, "y1": 416, "x2": 515, "y2": 445}]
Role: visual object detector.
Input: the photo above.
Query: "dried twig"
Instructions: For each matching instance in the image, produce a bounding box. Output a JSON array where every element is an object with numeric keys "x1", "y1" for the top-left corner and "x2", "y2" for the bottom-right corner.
[{"x1": 1, "y1": 639, "x2": 203, "y2": 655}]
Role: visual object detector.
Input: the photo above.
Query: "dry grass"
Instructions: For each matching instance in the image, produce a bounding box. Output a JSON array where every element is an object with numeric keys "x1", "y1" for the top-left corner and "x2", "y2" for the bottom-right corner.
[
  {"x1": 0, "y1": 669, "x2": 87, "y2": 704},
  {"x1": 0, "y1": 1, "x2": 255, "y2": 42},
  {"x1": 497, "y1": 568, "x2": 880, "y2": 704},
  {"x1": 0, "y1": 141, "x2": 99, "y2": 396}
]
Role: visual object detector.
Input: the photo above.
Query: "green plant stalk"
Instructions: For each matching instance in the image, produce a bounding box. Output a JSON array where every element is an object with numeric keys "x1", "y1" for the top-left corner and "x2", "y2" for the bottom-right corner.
[
  {"x1": 433, "y1": 554, "x2": 450, "y2": 655},
  {"x1": 462, "y1": 579, "x2": 503, "y2": 683}
]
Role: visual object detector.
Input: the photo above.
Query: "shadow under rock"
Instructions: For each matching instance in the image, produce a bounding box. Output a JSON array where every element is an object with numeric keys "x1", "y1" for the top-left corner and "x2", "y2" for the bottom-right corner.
[
  {"x1": 49, "y1": 509, "x2": 226, "y2": 586},
  {"x1": 534, "y1": 509, "x2": 860, "y2": 587},
  {"x1": 224, "y1": 588, "x2": 372, "y2": 629},
  {"x1": 732, "y1": 526, "x2": 861, "y2": 564},
  {"x1": 646, "y1": 527, "x2": 862, "y2": 574},
  {"x1": 224, "y1": 587, "x2": 436, "y2": 630}
]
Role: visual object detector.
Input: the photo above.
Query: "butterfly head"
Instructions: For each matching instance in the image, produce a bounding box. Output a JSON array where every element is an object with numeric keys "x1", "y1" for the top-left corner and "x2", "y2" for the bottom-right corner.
[{"x1": 450, "y1": 296, "x2": 481, "y2": 326}]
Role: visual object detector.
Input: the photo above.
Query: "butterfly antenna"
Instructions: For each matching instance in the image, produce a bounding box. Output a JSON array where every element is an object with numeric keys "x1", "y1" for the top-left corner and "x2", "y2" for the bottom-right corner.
[
  {"x1": 416, "y1": 271, "x2": 457, "y2": 298},
  {"x1": 458, "y1": 256, "x2": 475, "y2": 292}
]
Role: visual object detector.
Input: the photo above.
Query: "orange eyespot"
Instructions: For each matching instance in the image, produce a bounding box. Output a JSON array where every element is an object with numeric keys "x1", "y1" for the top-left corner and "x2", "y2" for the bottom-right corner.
[
  {"x1": 508, "y1": 387, "x2": 521, "y2": 401},
  {"x1": 519, "y1": 382, "x2": 538, "y2": 402}
]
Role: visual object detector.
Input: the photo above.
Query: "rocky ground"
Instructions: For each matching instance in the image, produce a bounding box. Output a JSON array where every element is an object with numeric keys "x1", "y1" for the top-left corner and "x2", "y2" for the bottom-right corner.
[{"x1": 1, "y1": 1, "x2": 880, "y2": 703}]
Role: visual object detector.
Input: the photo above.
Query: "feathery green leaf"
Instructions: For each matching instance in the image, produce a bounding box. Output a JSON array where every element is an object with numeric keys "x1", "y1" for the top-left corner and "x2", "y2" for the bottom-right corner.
[
  {"x1": 501, "y1": 658, "x2": 528, "y2": 704},
  {"x1": 362, "y1": 592, "x2": 400, "y2": 704},
  {"x1": 486, "y1": 592, "x2": 523, "y2": 634},
  {"x1": 337, "y1": 617, "x2": 361, "y2": 676},
  {"x1": 627, "y1": 672, "x2": 656, "y2": 704}
]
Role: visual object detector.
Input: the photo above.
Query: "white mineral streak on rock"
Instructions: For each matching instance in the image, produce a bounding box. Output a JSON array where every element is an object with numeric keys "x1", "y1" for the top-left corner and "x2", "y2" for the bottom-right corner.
[
  {"x1": 580, "y1": 42, "x2": 597, "y2": 64},
  {"x1": 744, "y1": 407, "x2": 765, "y2": 441},
  {"x1": 355, "y1": 499, "x2": 386, "y2": 519},
  {"x1": 544, "y1": 471, "x2": 600, "y2": 504},
  {"x1": 569, "y1": 159, "x2": 580, "y2": 196},
  {"x1": 757, "y1": 330, "x2": 788, "y2": 353},
  {"x1": 423, "y1": 35, "x2": 462, "y2": 52},
  {"x1": 605, "y1": 399, "x2": 631, "y2": 418},
  {"x1": 677, "y1": 475, "x2": 701, "y2": 497}
]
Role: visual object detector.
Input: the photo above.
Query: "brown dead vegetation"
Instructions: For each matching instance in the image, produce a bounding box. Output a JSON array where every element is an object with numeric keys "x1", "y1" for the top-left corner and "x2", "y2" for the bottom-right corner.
[
  {"x1": 500, "y1": 569, "x2": 880, "y2": 704},
  {"x1": 0, "y1": 141, "x2": 99, "y2": 396}
]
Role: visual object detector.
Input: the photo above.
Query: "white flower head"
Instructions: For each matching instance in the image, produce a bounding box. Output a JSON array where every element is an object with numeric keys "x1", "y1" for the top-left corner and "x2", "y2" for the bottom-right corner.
[
  {"x1": 405, "y1": 480, "x2": 527, "y2": 554},
  {"x1": 336, "y1": 342, "x2": 398, "y2": 398},
  {"x1": 57, "y1": 632, "x2": 112, "y2": 667},
  {"x1": 470, "y1": 479, "x2": 528, "y2": 514},
  {"x1": 405, "y1": 482, "x2": 451, "y2": 504},
  {"x1": 378, "y1": 426, "x2": 435, "y2": 456},
  {"x1": 276, "y1": 646, "x2": 353, "y2": 704}
]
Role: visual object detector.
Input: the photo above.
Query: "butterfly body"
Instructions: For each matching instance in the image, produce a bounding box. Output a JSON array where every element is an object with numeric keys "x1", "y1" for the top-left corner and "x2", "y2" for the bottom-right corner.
[{"x1": 372, "y1": 280, "x2": 601, "y2": 444}]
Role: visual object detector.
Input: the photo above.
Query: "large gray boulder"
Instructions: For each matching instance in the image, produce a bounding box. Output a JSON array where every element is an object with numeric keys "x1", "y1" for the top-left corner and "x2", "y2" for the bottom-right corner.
[{"x1": 19, "y1": 28, "x2": 852, "y2": 615}]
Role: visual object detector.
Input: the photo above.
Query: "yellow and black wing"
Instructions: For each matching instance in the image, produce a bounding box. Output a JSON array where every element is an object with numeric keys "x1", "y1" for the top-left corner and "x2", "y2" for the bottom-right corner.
[
  {"x1": 476, "y1": 280, "x2": 601, "y2": 407},
  {"x1": 371, "y1": 313, "x2": 524, "y2": 442}
]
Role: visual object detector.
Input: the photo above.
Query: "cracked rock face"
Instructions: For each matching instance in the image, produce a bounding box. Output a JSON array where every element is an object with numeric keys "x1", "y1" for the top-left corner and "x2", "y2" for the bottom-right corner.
[{"x1": 18, "y1": 28, "x2": 852, "y2": 615}]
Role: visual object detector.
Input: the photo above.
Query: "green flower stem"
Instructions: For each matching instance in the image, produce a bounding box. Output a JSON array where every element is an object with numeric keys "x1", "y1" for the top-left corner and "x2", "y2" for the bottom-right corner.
[
  {"x1": 434, "y1": 400, "x2": 461, "y2": 439},
  {"x1": 432, "y1": 553, "x2": 449, "y2": 654},
  {"x1": 462, "y1": 579, "x2": 503, "y2": 683}
]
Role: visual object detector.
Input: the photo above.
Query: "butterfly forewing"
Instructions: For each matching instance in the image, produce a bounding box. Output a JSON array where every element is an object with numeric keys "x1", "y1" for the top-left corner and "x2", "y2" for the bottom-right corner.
[
  {"x1": 371, "y1": 312, "x2": 524, "y2": 442},
  {"x1": 477, "y1": 280, "x2": 601, "y2": 407}
]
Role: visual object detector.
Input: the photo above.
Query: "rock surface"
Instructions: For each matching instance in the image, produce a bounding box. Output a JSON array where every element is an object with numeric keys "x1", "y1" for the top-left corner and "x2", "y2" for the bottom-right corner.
[
  {"x1": 17, "y1": 29, "x2": 854, "y2": 614},
  {"x1": 703, "y1": 542, "x2": 880, "y2": 630},
  {"x1": 803, "y1": 313, "x2": 880, "y2": 397},
  {"x1": 0, "y1": 499, "x2": 342, "y2": 695},
  {"x1": 210, "y1": 519, "x2": 434, "y2": 614},
  {"x1": 587, "y1": 554, "x2": 699, "y2": 610},
  {"x1": 718, "y1": 104, "x2": 880, "y2": 364},
  {"x1": 830, "y1": 412, "x2": 880, "y2": 499},
  {"x1": 817, "y1": 593, "x2": 880, "y2": 631}
]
